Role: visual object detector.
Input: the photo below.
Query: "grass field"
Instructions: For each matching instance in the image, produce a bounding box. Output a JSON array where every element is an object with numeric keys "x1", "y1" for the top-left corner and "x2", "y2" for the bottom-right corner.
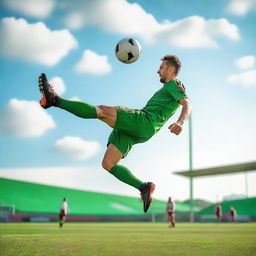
[{"x1": 1, "y1": 222, "x2": 256, "y2": 256}]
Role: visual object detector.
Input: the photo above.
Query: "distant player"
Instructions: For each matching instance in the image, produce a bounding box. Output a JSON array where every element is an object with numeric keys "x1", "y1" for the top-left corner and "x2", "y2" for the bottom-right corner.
[
  {"x1": 166, "y1": 197, "x2": 176, "y2": 227},
  {"x1": 59, "y1": 198, "x2": 68, "y2": 228},
  {"x1": 38, "y1": 55, "x2": 192, "y2": 213},
  {"x1": 214, "y1": 204, "x2": 222, "y2": 223},
  {"x1": 229, "y1": 206, "x2": 237, "y2": 223}
]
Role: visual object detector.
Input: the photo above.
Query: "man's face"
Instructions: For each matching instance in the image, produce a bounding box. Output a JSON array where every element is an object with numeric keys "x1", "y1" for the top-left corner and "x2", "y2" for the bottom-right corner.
[{"x1": 157, "y1": 61, "x2": 170, "y2": 83}]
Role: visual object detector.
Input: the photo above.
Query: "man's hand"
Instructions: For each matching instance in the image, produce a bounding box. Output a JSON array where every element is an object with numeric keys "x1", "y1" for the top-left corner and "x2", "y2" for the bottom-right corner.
[{"x1": 168, "y1": 122, "x2": 182, "y2": 135}]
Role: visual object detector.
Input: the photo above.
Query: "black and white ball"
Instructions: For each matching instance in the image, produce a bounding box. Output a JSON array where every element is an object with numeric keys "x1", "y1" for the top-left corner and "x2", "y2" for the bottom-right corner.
[{"x1": 115, "y1": 38, "x2": 141, "y2": 64}]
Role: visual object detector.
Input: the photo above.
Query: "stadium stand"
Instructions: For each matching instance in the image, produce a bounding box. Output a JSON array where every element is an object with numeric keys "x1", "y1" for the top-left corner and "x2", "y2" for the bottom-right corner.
[
  {"x1": 0, "y1": 177, "x2": 190, "y2": 222},
  {"x1": 196, "y1": 197, "x2": 256, "y2": 222}
]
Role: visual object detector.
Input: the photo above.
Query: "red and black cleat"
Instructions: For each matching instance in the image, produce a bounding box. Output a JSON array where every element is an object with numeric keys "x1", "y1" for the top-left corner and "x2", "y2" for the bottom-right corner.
[
  {"x1": 38, "y1": 73, "x2": 60, "y2": 109},
  {"x1": 140, "y1": 182, "x2": 155, "y2": 213}
]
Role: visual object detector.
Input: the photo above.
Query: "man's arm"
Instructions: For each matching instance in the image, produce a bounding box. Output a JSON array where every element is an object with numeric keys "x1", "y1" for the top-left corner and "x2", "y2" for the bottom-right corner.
[{"x1": 168, "y1": 97, "x2": 192, "y2": 135}]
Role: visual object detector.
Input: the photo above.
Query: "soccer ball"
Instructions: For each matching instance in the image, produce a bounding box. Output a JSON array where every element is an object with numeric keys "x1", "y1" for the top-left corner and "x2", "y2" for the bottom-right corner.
[{"x1": 115, "y1": 38, "x2": 141, "y2": 64}]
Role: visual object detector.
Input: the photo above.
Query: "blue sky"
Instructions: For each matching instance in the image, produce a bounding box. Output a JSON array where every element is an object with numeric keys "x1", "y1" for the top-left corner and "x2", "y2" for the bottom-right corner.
[{"x1": 0, "y1": 0, "x2": 256, "y2": 202}]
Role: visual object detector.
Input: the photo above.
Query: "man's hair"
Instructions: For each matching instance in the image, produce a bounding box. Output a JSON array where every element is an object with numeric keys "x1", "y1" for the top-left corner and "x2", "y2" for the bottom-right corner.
[{"x1": 161, "y1": 55, "x2": 181, "y2": 75}]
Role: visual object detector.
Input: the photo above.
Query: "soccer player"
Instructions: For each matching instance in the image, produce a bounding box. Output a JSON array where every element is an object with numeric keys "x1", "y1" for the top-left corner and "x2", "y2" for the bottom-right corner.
[
  {"x1": 214, "y1": 204, "x2": 222, "y2": 223},
  {"x1": 38, "y1": 55, "x2": 192, "y2": 213},
  {"x1": 229, "y1": 206, "x2": 237, "y2": 223},
  {"x1": 59, "y1": 197, "x2": 68, "y2": 228},
  {"x1": 166, "y1": 197, "x2": 176, "y2": 227}
]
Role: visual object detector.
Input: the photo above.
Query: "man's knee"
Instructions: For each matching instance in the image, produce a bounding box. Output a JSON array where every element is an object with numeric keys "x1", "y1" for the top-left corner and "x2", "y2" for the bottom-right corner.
[
  {"x1": 96, "y1": 105, "x2": 117, "y2": 128},
  {"x1": 97, "y1": 105, "x2": 111, "y2": 118},
  {"x1": 102, "y1": 158, "x2": 115, "y2": 171}
]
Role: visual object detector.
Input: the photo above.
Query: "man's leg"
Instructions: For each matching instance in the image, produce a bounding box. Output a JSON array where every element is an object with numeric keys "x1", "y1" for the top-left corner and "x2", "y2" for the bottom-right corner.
[
  {"x1": 168, "y1": 212, "x2": 172, "y2": 226},
  {"x1": 102, "y1": 144, "x2": 144, "y2": 189},
  {"x1": 59, "y1": 213, "x2": 63, "y2": 228},
  {"x1": 58, "y1": 100, "x2": 117, "y2": 127},
  {"x1": 58, "y1": 98, "x2": 97, "y2": 119},
  {"x1": 102, "y1": 144, "x2": 155, "y2": 213},
  {"x1": 62, "y1": 216, "x2": 66, "y2": 226},
  {"x1": 38, "y1": 73, "x2": 117, "y2": 128},
  {"x1": 96, "y1": 105, "x2": 117, "y2": 128},
  {"x1": 171, "y1": 213, "x2": 176, "y2": 227}
]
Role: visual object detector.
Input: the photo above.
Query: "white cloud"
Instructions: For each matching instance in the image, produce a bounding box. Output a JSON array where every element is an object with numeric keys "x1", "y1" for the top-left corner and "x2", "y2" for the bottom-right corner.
[
  {"x1": 64, "y1": 11, "x2": 85, "y2": 30},
  {"x1": 63, "y1": 0, "x2": 240, "y2": 48},
  {"x1": 235, "y1": 55, "x2": 255, "y2": 69},
  {"x1": 227, "y1": 69, "x2": 256, "y2": 86},
  {"x1": 3, "y1": 0, "x2": 55, "y2": 19},
  {"x1": 75, "y1": 50, "x2": 112, "y2": 74},
  {"x1": 49, "y1": 76, "x2": 66, "y2": 95},
  {"x1": 227, "y1": 0, "x2": 256, "y2": 16},
  {"x1": 0, "y1": 99, "x2": 55, "y2": 137},
  {"x1": 55, "y1": 136, "x2": 100, "y2": 160},
  {"x1": 0, "y1": 17, "x2": 78, "y2": 66},
  {"x1": 154, "y1": 17, "x2": 239, "y2": 48},
  {"x1": 0, "y1": 167, "x2": 84, "y2": 189},
  {"x1": 69, "y1": 96, "x2": 81, "y2": 101}
]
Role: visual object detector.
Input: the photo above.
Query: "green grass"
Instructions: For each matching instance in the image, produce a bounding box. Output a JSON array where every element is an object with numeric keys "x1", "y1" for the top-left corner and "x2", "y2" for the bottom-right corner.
[{"x1": 0, "y1": 223, "x2": 256, "y2": 256}]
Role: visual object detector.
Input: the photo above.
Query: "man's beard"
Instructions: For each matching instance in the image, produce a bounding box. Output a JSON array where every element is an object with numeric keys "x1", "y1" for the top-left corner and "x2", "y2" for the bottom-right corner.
[{"x1": 160, "y1": 76, "x2": 166, "y2": 83}]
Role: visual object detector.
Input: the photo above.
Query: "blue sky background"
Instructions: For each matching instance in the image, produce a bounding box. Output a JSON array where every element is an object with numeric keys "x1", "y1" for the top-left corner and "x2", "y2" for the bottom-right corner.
[{"x1": 0, "y1": 0, "x2": 255, "y2": 202}]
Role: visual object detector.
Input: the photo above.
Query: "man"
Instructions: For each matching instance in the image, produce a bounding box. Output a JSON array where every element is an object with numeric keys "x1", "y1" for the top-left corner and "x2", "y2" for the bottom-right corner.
[
  {"x1": 38, "y1": 55, "x2": 192, "y2": 213},
  {"x1": 230, "y1": 206, "x2": 237, "y2": 223},
  {"x1": 215, "y1": 204, "x2": 222, "y2": 223},
  {"x1": 59, "y1": 198, "x2": 68, "y2": 228},
  {"x1": 166, "y1": 197, "x2": 176, "y2": 227}
]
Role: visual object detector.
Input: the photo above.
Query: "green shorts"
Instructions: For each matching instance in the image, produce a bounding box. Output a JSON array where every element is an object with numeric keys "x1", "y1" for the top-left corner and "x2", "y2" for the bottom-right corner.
[{"x1": 107, "y1": 107, "x2": 155, "y2": 157}]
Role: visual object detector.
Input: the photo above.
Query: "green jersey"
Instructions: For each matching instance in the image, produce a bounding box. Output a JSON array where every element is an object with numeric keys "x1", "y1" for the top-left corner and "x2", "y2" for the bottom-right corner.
[
  {"x1": 108, "y1": 79, "x2": 187, "y2": 157},
  {"x1": 142, "y1": 79, "x2": 187, "y2": 133}
]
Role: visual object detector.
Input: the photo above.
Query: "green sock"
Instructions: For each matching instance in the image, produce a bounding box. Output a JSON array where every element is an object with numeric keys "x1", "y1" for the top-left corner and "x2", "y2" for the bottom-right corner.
[
  {"x1": 110, "y1": 165, "x2": 144, "y2": 190},
  {"x1": 58, "y1": 98, "x2": 97, "y2": 118}
]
